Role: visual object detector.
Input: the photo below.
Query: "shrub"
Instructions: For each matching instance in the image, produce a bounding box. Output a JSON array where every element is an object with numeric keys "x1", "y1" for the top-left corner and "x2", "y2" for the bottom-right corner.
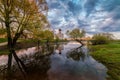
[{"x1": 91, "y1": 33, "x2": 113, "y2": 45}]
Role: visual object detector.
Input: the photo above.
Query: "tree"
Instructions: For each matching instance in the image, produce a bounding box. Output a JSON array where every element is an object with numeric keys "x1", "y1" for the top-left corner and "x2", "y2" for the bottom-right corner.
[
  {"x1": 92, "y1": 33, "x2": 113, "y2": 45},
  {"x1": 0, "y1": 23, "x2": 6, "y2": 37},
  {"x1": 67, "y1": 28, "x2": 85, "y2": 39},
  {"x1": 34, "y1": 30, "x2": 54, "y2": 41},
  {"x1": 0, "y1": 28, "x2": 6, "y2": 35},
  {"x1": 44, "y1": 30, "x2": 54, "y2": 40},
  {"x1": 66, "y1": 30, "x2": 69, "y2": 36},
  {"x1": 0, "y1": 0, "x2": 48, "y2": 74}
]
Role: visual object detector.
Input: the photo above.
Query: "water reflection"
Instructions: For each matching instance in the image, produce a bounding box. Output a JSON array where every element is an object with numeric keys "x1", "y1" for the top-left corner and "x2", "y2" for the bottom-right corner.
[
  {"x1": 48, "y1": 42, "x2": 107, "y2": 80},
  {"x1": 0, "y1": 47, "x2": 39, "y2": 66},
  {"x1": 0, "y1": 41, "x2": 107, "y2": 80}
]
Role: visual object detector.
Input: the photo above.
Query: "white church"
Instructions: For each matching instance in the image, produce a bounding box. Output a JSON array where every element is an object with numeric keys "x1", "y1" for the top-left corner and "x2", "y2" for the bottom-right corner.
[{"x1": 55, "y1": 29, "x2": 64, "y2": 40}]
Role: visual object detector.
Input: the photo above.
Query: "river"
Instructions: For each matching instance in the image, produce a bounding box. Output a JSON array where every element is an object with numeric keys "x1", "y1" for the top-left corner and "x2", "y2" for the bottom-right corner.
[{"x1": 0, "y1": 41, "x2": 107, "y2": 80}]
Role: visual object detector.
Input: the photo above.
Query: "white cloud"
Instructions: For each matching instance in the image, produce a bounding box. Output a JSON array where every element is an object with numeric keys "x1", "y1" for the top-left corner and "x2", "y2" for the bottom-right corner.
[
  {"x1": 46, "y1": 0, "x2": 120, "y2": 35},
  {"x1": 110, "y1": 32, "x2": 120, "y2": 40}
]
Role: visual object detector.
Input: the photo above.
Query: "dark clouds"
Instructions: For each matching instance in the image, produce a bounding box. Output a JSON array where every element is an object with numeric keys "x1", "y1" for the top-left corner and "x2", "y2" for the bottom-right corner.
[
  {"x1": 68, "y1": 0, "x2": 82, "y2": 16},
  {"x1": 46, "y1": 0, "x2": 120, "y2": 34},
  {"x1": 84, "y1": 0, "x2": 98, "y2": 16}
]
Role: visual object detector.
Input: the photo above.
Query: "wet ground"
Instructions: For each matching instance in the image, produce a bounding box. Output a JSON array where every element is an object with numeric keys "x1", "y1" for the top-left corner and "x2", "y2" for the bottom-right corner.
[{"x1": 0, "y1": 41, "x2": 107, "y2": 80}]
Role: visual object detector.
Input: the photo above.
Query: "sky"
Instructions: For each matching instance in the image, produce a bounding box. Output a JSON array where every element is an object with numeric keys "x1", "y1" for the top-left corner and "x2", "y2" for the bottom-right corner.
[{"x1": 46, "y1": 0, "x2": 120, "y2": 38}]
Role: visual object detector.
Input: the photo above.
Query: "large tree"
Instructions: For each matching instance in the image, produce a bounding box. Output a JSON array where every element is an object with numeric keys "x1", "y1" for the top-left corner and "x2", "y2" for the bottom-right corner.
[{"x1": 0, "y1": 0, "x2": 48, "y2": 73}]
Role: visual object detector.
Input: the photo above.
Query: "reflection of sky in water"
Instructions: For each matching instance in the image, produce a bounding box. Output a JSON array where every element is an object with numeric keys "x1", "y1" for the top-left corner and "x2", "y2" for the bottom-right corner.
[
  {"x1": 0, "y1": 47, "x2": 38, "y2": 65},
  {"x1": 55, "y1": 41, "x2": 81, "y2": 56},
  {"x1": 48, "y1": 42, "x2": 107, "y2": 80}
]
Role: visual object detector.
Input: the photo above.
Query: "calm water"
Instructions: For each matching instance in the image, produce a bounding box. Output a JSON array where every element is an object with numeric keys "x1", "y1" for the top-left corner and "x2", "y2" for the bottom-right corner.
[{"x1": 0, "y1": 41, "x2": 107, "y2": 80}]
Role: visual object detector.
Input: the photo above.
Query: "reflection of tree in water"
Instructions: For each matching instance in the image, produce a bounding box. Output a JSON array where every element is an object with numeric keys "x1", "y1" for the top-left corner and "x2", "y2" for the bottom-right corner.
[
  {"x1": 0, "y1": 42, "x2": 107, "y2": 80},
  {"x1": 22, "y1": 44, "x2": 54, "y2": 80},
  {"x1": 48, "y1": 43, "x2": 107, "y2": 80},
  {"x1": 67, "y1": 45, "x2": 87, "y2": 61},
  {"x1": 53, "y1": 43, "x2": 86, "y2": 61},
  {"x1": 0, "y1": 44, "x2": 54, "y2": 80},
  {"x1": 67, "y1": 48, "x2": 83, "y2": 61}
]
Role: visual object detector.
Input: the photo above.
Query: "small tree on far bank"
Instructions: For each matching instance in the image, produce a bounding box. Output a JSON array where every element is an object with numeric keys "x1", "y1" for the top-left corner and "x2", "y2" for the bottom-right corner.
[
  {"x1": 67, "y1": 28, "x2": 86, "y2": 39},
  {"x1": 66, "y1": 28, "x2": 86, "y2": 45}
]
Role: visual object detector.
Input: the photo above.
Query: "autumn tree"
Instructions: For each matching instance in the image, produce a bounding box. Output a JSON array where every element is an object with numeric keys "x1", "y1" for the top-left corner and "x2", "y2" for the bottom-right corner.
[{"x1": 0, "y1": 0, "x2": 48, "y2": 73}]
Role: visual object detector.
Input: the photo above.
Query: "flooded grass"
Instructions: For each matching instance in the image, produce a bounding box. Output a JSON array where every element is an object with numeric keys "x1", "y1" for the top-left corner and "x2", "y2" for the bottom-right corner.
[{"x1": 90, "y1": 41, "x2": 120, "y2": 80}]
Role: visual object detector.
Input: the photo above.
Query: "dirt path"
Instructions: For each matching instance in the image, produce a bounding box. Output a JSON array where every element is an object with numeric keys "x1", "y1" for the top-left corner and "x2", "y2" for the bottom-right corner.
[{"x1": 0, "y1": 42, "x2": 7, "y2": 46}]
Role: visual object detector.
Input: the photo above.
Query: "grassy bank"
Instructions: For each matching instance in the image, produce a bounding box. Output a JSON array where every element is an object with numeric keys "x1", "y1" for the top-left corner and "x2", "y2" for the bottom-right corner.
[
  {"x1": 0, "y1": 39, "x2": 68, "y2": 55},
  {"x1": 89, "y1": 41, "x2": 120, "y2": 80},
  {"x1": 0, "y1": 38, "x2": 7, "y2": 43}
]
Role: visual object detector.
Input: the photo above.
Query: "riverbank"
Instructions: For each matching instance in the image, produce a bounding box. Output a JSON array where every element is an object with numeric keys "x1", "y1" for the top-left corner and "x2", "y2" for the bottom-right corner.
[
  {"x1": 0, "y1": 39, "x2": 68, "y2": 55},
  {"x1": 0, "y1": 41, "x2": 107, "y2": 80},
  {"x1": 89, "y1": 41, "x2": 120, "y2": 80},
  {"x1": 0, "y1": 38, "x2": 7, "y2": 43}
]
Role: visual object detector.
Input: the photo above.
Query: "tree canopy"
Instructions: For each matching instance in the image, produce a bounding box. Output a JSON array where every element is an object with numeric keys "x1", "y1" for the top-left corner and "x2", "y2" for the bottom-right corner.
[
  {"x1": 33, "y1": 30, "x2": 54, "y2": 41},
  {"x1": 0, "y1": 0, "x2": 49, "y2": 73},
  {"x1": 67, "y1": 28, "x2": 86, "y2": 39},
  {"x1": 92, "y1": 33, "x2": 113, "y2": 45}
]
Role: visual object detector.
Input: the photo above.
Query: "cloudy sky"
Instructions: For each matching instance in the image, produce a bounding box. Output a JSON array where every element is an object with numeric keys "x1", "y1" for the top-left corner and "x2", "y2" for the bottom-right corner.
[{"x1": 46, "y1": 0, "x2": 120, "y2": 38}]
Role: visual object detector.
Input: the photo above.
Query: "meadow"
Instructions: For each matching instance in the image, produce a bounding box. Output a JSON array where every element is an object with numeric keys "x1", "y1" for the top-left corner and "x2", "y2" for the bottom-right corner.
[{"x1": 90, "y1": 41, "x2": 120, "y2": 80}]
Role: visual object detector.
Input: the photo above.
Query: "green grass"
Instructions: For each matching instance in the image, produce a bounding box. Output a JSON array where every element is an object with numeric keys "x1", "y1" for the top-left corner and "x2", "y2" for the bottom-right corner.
[
  {"x1": 0, "y1": 38, "x2": 7, "y2": 43},
  {"x1": 89, "y1": 41, "x2": 120, "y2": 80},
  {"x1": 0, "y1": 50, "x2": 9, "y2": 55}
]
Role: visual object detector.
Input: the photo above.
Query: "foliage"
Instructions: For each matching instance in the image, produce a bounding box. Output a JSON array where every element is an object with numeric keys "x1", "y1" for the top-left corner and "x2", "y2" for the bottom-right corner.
[
  {"x1": 67, "y1": 28, "x2": 86, "y2": 39},
  {"x1": 0, "y1": 0, "x2": 48, "y2": 72},
  {"x1": 0, "y1": 28, "x2": 6, "y2": 35},
  {"x1": 90, "y1": 41, "x2": 120, "y2": 80},
  {"x1": 42, "y1": 30, "x2": 54, "y2": 40},
  {"x1": 0, "y1": 38, "x2": 7, "y2": 43},
  {"x1": 34, "y1": 30, "x2": 54, "y2": 41},
  {"x1": 0, "y1": 0, "x2": 49, "y2": 44},
  {"x1": 91, "y1": 33, "x2": 113, "y2": 45}
]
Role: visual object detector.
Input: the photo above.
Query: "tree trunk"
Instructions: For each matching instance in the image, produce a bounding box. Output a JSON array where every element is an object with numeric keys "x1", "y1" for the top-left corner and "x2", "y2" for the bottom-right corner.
[
  {"x1": 75, "y1": 39, "x2": 84, "y2": 46},
  {"x1": 37, "y1": 40, "x2": 40, "y2": 53},
  {"x1": 6, "y1": 29, "x2": 27, "y2": 76},
  {"x1": 6, "y1": 20, "x2": 13, "y2": 74}
]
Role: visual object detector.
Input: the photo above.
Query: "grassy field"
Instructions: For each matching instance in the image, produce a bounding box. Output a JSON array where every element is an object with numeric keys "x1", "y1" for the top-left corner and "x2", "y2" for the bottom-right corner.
[
  {"x1": 0, "y1": 38, "x2": 7, "y2": 43},
  {"x1": 89, "y1": 41, "x2": 120, "y2": 80}
]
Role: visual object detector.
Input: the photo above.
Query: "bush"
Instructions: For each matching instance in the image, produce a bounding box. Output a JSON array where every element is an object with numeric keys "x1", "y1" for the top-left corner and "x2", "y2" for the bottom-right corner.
[{"x1": 91, "y1": 33, "x2": 112, "y2": 45}]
